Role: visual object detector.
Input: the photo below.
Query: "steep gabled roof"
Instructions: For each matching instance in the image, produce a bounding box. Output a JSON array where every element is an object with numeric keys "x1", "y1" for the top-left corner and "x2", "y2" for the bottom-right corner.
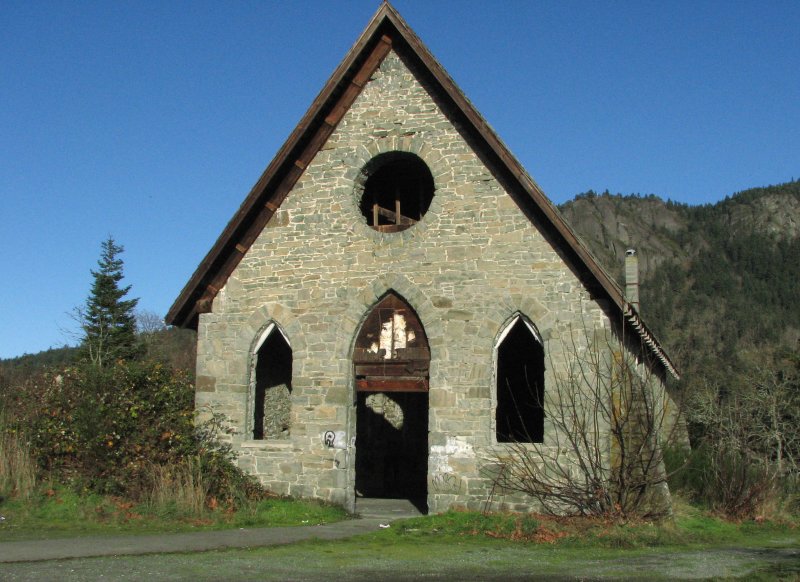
[{"x1": 166, "y1": 2, "x2": 679, "y2": 379}]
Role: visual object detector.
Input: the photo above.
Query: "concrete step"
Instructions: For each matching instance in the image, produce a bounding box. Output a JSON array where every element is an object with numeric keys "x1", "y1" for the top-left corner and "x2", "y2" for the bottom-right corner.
[{"x1": 355, "y1": 497, "x2": 427, "y2": 519}]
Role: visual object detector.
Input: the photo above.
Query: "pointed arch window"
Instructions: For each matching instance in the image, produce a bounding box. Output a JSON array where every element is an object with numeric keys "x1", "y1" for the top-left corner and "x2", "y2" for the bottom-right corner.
[
  {"x1": 495, "y1": 316, "x2": 545, "y2": 443},
  {"x1": 252, "y1": 323, "x2": 292, "y2": 440},
  {"x1": 353, "y1": 292, "x2": 430, "y2": 392}
]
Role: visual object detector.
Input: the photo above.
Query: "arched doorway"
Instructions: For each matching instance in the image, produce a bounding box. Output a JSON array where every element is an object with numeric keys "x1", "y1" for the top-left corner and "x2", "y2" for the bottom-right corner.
[{"x1": 353, "y1": 292, "x2": 429, "y2": 510}]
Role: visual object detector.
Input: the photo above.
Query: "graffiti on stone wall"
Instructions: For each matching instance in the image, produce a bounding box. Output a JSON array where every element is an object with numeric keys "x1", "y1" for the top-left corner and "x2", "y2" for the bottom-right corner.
[
  {"x1": 322, "y1": 430, "x2": 347, "y2": 449},
  {"x1": 431, "y1": 472, "x2": 463, "y2": 494},
  {"x1": 430, "y1": 436, "x2": 474, "y2": 494}
]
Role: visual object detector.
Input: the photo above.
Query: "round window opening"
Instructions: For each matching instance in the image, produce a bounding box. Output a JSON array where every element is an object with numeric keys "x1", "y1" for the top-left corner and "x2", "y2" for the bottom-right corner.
[{"x1": 358, "y1": 152, "x2": 435, "y2": 233}]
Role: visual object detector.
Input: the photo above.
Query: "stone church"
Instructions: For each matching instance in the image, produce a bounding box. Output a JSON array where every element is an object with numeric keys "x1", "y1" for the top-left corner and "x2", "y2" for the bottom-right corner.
[{"x1": 167, "y1": 3, "x2": 679, "y2": 514}]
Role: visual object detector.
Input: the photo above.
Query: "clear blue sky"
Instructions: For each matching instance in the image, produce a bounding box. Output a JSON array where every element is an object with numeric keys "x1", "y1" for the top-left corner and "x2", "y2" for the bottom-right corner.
[{"x1": 1, "y1": 1, "x2": 798, "y2": 359}]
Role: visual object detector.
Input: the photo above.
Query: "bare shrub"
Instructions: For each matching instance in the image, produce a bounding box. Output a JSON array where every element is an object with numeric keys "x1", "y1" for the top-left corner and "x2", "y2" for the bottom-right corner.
[
  {"x1": 687, "y1": 361, "x2": 799, "y2": 518},
  {"x1": 485, "y1": 323, "x2": 683, "y2": 519}
]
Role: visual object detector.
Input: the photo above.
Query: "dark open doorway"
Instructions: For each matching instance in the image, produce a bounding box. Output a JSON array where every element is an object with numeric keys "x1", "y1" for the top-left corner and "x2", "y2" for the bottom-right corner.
[
  {"x1": 355, "y1": 391, "x2": 428, "y2": 510},
  {"x1": 353, "y1": 292, "x2": 430, "y2": 513}
]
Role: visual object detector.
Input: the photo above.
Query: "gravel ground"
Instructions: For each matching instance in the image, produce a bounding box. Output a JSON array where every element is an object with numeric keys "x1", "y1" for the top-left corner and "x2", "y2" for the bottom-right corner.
[{"x1": 0, "y1": 540, "x2": 797, "y2": 581}]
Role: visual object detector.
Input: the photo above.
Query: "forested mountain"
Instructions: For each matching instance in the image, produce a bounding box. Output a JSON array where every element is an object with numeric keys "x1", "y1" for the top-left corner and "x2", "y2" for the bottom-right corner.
[
  {"x1": 0, "y1": 327, "x2": 196, "y2": 387},
  {"x1": 4, "y1": 180, "x2": 799, "y2": 396},
  {"x1": 560, "y1": 180, "x2": 800, "y2": 389}
]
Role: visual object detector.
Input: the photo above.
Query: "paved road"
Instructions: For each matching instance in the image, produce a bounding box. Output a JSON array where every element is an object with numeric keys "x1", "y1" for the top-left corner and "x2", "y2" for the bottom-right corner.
[
  {"x1": 0, "y1": 518, "x2": 397, "y2": 563},
  {"x1": 0, "y1": 498, "x2": 416, "y2": 564}
]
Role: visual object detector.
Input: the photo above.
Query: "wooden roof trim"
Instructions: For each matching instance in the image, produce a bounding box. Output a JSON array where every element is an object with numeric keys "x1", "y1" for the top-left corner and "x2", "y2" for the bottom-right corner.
[
  {"x1": 166, "y1": 3, "x2": 678, "y2": 379},
  {"x1": 623, "y1": 304, "x2": 679, "y2": 378},
  {"x1": 165, "y1": 13, "x2": 394, "y2": 327},
  {"x1": 378, "y1": 6, "x2": 678, "y2": 378}
]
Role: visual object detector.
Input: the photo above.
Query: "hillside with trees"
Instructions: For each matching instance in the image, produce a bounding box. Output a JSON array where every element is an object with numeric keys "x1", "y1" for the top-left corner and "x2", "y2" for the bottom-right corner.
[
  {"x1": 5, "y1": 181, "x2": 797, "y2": 393},
  {"x1": 560, "y1": 181, "x2": 800, "y2": 514},
  {"x1": 559, "y1": 180, "x2": 800, "y2": 389}
]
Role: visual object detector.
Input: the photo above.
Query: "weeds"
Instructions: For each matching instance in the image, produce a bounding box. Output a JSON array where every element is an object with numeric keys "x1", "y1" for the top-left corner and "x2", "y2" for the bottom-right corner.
[
  {"x1": 484, "y1": 322, "x2": 683, "y2": 520},
  {"x1": 0, "y1": 413, "x2": 37, "y2": 499},
  {"x1": 389, "y1": 496, "x2": 797, "y2": 550},
  {"x1": 0, "y1": 484, "x2": 348, "y2": 541},
  {"x1": 143, "y1": 456, "x2": 208, "y2": 516}
]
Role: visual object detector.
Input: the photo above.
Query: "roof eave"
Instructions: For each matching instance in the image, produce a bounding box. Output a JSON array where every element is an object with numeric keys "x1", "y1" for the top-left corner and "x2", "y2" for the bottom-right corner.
[
  {"x1": 166, "y1": 4, "x2": 400, "y2": 328},
  {"x1": 165, "y1": 2, "x2": 679, "y2": 380}
]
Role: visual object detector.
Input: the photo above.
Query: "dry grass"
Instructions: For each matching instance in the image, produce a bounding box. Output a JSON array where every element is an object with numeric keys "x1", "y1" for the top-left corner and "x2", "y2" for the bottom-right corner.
[
  {"x1": 144, "y1": 456, "x2": 208, "y2": 515},
  {"x1": 0, "y1": 413, "x2": 37, "y2": 499}
]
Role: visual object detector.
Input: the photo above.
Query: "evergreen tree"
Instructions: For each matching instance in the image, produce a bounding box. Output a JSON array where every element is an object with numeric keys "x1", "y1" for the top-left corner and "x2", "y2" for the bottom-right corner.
[{"x1": 80, "y1": 237, "x2": 141, "y2": 366}]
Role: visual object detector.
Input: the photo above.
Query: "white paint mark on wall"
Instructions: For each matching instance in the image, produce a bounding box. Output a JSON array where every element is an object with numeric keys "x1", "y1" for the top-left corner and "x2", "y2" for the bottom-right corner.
[{"x1": 430, "y1": 436, "x2": 475, "y2": 474}]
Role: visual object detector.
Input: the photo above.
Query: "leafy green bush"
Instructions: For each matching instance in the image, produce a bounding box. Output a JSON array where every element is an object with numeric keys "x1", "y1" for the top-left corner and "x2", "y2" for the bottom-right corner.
[
  {"x1": 2, "y1": 359, "x2": 263, "y2": 508},
  {"x1": 26, "y1": 361, "x2": 193, "y2": 494},
  {"x1": 191, "y1": 408, "x2": 265, "y2": 507}
]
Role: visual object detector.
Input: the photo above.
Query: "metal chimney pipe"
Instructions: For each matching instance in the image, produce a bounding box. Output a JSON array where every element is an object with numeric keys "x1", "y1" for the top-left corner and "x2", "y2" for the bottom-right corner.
[{"x1": 625, "y1": 249, "x2": 640, "y2": 312}]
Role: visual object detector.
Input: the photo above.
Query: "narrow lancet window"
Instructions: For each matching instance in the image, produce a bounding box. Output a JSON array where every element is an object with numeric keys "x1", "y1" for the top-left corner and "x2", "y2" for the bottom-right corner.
[
  {"x1": 253, "y1": 326, "x2": 292, "y2": 440},
  {"x1": 496, "y1": 317, "x2": 545, "y2": 443}
]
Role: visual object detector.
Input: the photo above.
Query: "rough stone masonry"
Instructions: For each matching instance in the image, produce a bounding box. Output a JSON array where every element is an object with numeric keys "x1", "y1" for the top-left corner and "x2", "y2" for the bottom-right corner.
[
  {"x1": 194, "y1": 49, "x2": 614, "y2": 513},
  {"x1": 172, "y1": 5, "x2": 680, "y2": 516}
]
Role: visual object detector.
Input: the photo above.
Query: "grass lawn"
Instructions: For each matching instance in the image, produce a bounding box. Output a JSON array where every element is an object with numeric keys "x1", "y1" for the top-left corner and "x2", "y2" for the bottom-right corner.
[
  {"x1": 1, "y1": 522, "x2": 798, "y2": 581},
  {"x1": 0, "y1": 486, "x2": 349, "y2": 541},
  {"x1": 1, "y1": 491, "x2": 798, "y2": 580}
]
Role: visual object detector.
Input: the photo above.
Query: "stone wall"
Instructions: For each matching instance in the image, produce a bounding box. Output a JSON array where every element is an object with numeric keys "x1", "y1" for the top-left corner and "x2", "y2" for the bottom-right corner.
[{"x1": 195, "y1": 51, "x2": 614, "y2": 513}]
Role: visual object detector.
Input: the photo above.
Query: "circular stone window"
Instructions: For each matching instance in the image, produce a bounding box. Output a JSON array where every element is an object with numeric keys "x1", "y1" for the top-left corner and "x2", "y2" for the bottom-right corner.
[{"x1": 358, "y1": 152, "x2": 435, "y2": 233}]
